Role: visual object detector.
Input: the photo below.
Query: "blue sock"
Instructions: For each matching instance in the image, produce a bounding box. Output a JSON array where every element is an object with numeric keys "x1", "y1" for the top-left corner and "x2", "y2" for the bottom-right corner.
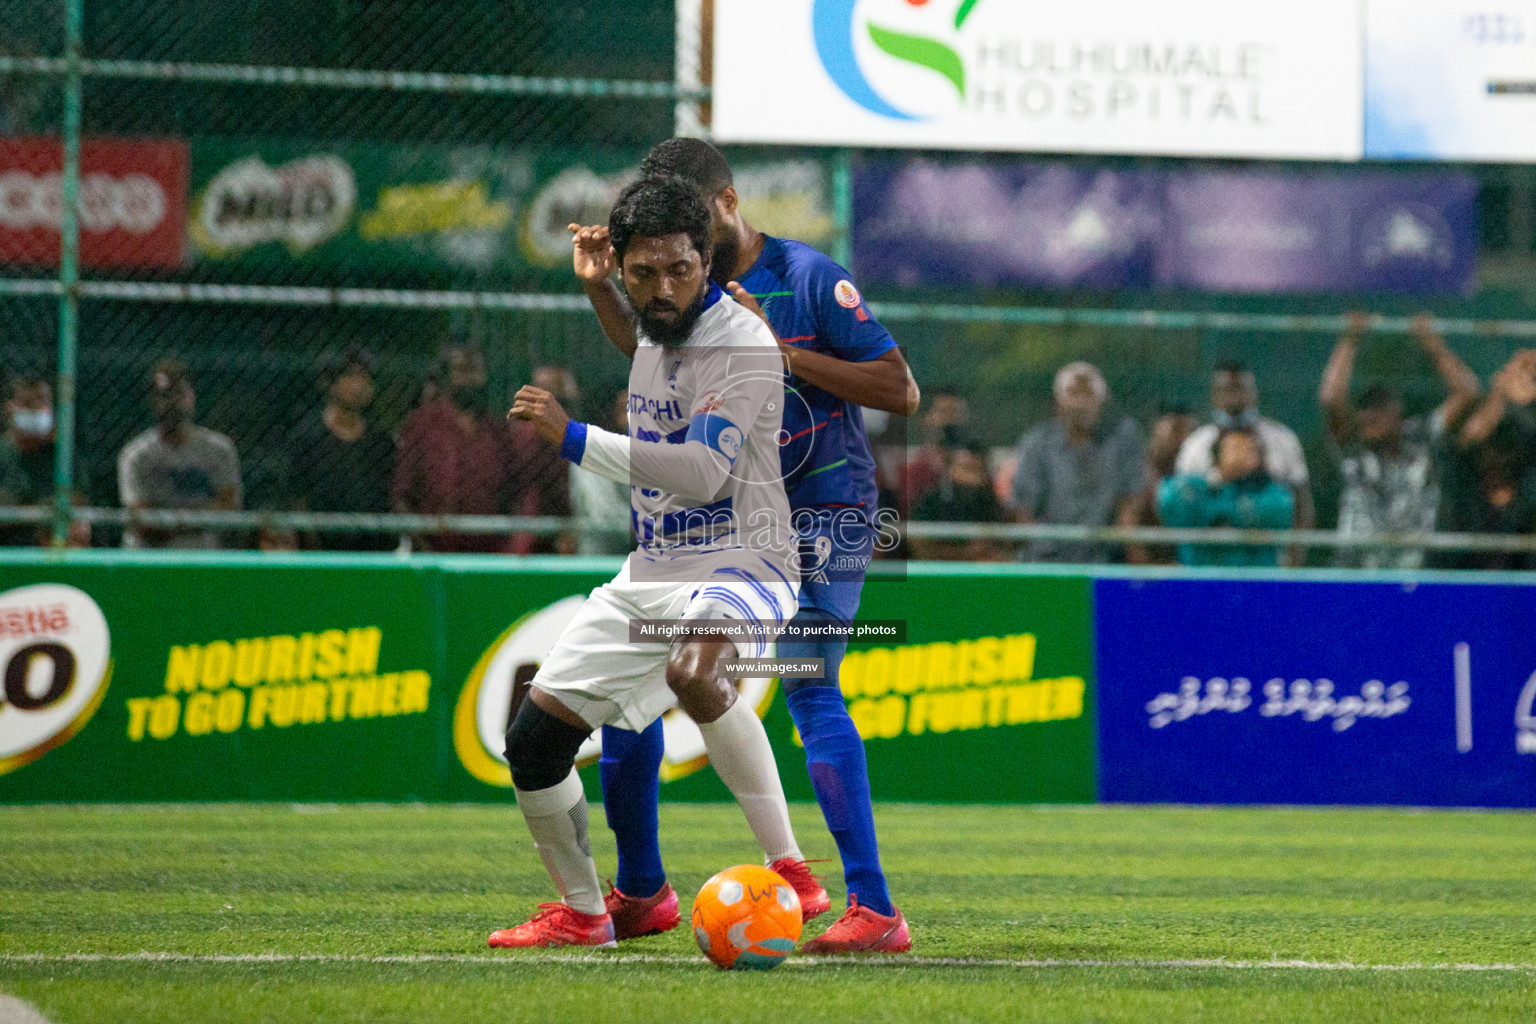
[
  {"x1": 599, "y1": 719, "x2": 667, "y2": 899},
  {"x1": 783, "y1": 671, "x2": 895, "y2": 917}
]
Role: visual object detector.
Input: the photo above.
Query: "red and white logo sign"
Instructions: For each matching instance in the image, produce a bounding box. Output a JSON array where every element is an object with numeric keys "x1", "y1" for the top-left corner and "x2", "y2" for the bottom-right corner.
[
  {"x1": 833, "y1": 279, "x2": 862, "y2": 309},
  {"x1": 0, "y1": 138, "x2": 188, "y2": 269}
]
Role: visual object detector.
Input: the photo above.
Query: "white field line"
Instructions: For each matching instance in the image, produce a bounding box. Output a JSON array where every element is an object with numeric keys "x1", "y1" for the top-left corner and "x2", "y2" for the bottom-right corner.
[{"x1": 1, "y1": 952, "x2": 1533, "y2": 973}]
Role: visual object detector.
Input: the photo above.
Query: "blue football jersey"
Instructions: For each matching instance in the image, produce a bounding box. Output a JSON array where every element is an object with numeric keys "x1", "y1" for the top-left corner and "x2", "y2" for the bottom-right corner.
[{"x1": 735, "y1": 236, "x2": 896, "y2": 516}]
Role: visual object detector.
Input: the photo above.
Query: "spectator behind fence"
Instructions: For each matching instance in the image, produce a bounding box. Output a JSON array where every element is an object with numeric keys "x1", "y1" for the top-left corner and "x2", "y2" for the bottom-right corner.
[
  {"x1": 1009, "y1": 362, "x2": 1144, "y2": 564},
  {"x1": 901, "y1": 388, "x2": 968, "y2": 511},
  {"x1": 508, "y1": 365, "x2": 576, "y2": 555},
  {"x1": 392, "y1": 343, "x2": 518, "y2": 553},
  {"x1": 1176, "y1": 360, "x2": 1313, "y2": 561},
  {"x1": 1432, "y1": 350, "x2": 1536, "y2": 571},
  {"x1": 293, "y1": 347, "x2": 395, "y2": 552},
  {"x1": 0, "y1": 369, "x2": 90, "y2": 546},
  {"x1": 1320, "y1": 312, "x2": 1481, "y2": 569},
  {"x1": 118, "y1": 360, "x2": 242, "y2": 549},
  {"x1": 1158, "y1": 426, "x2": 1295, "y2": 567},
  {"x1": 911, "y1": 442, "x2": 1008, "y2": 561},
  {"x1": 570, "y1": 387, "x2": 632, "y2": 556},
  {"x1": 1124, "y1": 403, "x2": 1199, "y2": 565}
]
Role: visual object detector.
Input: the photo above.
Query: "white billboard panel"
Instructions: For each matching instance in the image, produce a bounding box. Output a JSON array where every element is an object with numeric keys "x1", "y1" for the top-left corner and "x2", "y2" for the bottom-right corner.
[
  {"x1": 1365, "y1": 2, "x2": 1536, "y2": 161},
  {"x1": 713, "y1": 0, "x2": 1365, "y2": 160}
]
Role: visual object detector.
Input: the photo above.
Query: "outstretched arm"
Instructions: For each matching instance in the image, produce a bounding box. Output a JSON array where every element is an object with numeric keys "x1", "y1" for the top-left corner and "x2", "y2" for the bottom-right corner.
[
  {"x1": 727, "y1": 282, "x2": 920, "y2": 417},
  {"x1": 510, "y1": 385, "x2": 733, "y2": 503},
  {"x1": 1461, "y1": 350, "x2": 1536, "y2": 447},
  {"x1": 1319, "y1": 311, "x2": 1367, "y2": 444},
  {"x1": 1413, "y1": 314, "x2": 1482, "y2": 427},
  {"x1": 570, "y1": 224, "x2": 638, "y2": 360}
]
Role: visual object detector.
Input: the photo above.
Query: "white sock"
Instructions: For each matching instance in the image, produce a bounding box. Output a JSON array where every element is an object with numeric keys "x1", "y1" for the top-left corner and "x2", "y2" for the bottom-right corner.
[
  {"x1": 697, "y1": 697, "x2": 802, "y2": 863},
  {"x1": 513, "y1": 769, "x2": 605, "y2": 916}
]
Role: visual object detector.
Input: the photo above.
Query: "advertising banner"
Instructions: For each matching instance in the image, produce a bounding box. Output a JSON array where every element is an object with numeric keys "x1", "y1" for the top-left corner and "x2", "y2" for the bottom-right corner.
[
  {"x1": 854, "y1": 159, "x2": 1477, "y2": 294},
  {"x1": 853, "y1": 160, "x2": 1162, "y2": 289},
  {"x1": 187, "y1": 141, "x2": 835, "y2": 284},
  {"x1": 443, "y1": 566, "x2": 1097, "y2": 804},
  {"x1": 1095, "y1": 577, "x2": 1536, "y2": 807},
  {"x1": 1365, "y1": 2, "x2": 1536, "y2": 161},
  {"x1": 0, "y1": 137, "x2": 188, "y2": 269},
  {"x1": 714, "y1": 0, "x2": 1365, "y2": 159},
  {"x1": 0, "y1": 558, "x2": 1095, "y2": 805},
  {"x1": 1160, "y1": 171, "x2": 1478, "y2": 295},
  {"x1": 825, "y1": 570, "x2": 1096, "y2": 803},
  {"x1": 0, "y1": 560, "x2": 445, "y2": 802}
]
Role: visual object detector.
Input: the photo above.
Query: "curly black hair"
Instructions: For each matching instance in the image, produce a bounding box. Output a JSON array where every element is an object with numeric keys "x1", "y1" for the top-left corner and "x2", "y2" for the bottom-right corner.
[
  {"x1": 639, "y1": 137, "x2": 734, "y2": 198},
  {"x1": 608, "y1": 176, "x2": 712, "y2": 268}
]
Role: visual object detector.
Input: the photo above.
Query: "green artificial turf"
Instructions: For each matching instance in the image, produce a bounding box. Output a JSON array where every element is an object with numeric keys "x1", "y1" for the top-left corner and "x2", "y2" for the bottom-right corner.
[{"x1": 1, "y1": 802, "x2": 1533, "y2": 1023}]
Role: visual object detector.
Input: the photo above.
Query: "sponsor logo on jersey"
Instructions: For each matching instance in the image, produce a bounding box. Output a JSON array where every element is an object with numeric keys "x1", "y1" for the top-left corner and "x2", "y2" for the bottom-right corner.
[
  {"x1": 716, "y1": 426, "x2": 744, "y2": 460},
  {"x1": 833, "y1": 279, "x2": 862, "y2": 309},
  {"x1": 630, "y1": 393, "x2": 686, "y2": 422},
  {"x1": 694, "y1": 391, "x2": 727, "y2": 415}
]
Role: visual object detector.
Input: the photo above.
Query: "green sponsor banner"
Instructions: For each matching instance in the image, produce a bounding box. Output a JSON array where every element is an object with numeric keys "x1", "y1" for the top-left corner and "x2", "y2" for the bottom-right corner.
[
  {"x1": 791, "y1": 569, "x2": 1097, "y2": 804},
  {"x1": 186, "y1": 140, "x2": 835, "y2": 284},
  {"x1": 0, "y1": 556, "x2": 1094, "y2": 805},
  {"x1": 0, "y1": 558, "x2": 445, "y2": 802}
]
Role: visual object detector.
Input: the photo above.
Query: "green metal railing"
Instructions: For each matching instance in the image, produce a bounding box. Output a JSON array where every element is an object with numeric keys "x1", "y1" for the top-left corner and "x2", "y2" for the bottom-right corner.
[{"x1": 4, "y1": 1, "x2": 1535, "y2": 561}]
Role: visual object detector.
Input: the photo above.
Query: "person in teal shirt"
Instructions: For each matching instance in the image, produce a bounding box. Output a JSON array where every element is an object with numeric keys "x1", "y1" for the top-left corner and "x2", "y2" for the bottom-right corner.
[{"x1": 1157, "y1": 427, "x2": 1295, "y2": 567}]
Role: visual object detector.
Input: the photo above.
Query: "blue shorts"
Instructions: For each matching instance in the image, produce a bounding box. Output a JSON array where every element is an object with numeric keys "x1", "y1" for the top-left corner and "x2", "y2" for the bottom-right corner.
[{"x1": 792, "y1": 508, "x2": 872, "y2": 623}]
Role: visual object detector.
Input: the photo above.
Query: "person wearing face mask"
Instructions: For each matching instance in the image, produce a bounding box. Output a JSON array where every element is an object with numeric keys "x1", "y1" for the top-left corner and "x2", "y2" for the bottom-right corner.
[
  {"x1": 1174, "y1": 359, "x2": 1314, "y2": 562},
  {"x1": 1009, "y1": 362, "x2": 1145, "y2": 563},
  {"x1": 392, "y1": 341, "x2": 523, "y2": 553},
  {"x1": 1320, "y1": 312, "x2": 1481, "y2": 569},
  {"x1": 1158, "y1": 427, "x2": 1295, "y2": 567},
  {"x1": 0, "y1": 370, "x2": 91, "y2": 546},
  {"x1": 117, "y1": 360, "x2": 242, "y2": 549}
]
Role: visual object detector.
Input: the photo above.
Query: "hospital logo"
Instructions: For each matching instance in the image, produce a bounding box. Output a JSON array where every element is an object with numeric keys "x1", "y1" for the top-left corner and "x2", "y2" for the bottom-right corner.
[{"x1": 813, "y1": 0, "x2": 980, "y2": 121}]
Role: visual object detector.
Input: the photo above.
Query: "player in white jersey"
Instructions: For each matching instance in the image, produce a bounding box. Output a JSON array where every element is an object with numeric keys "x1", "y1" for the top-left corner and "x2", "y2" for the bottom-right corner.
[{"x1": 489, "y1": 177, "x2": 827, "y2": 949}]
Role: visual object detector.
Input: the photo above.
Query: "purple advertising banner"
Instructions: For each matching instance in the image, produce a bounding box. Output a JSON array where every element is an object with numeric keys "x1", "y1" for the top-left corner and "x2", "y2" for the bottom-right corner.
[
  {"x1": 853, "y1": 159, "x2": 1163, "y2": 289},
  {"x1": 853, "y1": 160, "x2": 1477, "y2": 295}
]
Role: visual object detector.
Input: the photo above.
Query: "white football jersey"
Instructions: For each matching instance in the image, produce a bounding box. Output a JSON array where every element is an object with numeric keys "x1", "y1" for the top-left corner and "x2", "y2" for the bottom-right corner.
[{"x1": 621, "y1": 288, "x2": 794, "y2": 580}]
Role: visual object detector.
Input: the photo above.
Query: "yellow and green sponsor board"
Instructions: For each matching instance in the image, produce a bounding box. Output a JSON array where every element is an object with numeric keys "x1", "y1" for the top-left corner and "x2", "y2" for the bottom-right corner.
[{"x1": 0, "y1": 555, "x2": 1095, "y2": 804}]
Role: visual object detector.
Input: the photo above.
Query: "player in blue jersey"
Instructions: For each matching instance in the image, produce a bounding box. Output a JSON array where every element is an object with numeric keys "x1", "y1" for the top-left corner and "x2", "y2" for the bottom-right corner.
[{"x1": 569, "y1": 138, "x2": 920, "y2": 953}]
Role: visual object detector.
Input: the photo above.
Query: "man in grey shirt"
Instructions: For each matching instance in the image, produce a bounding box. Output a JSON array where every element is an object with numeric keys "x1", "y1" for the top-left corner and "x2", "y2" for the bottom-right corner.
[
  {"x1": 118, "y1": 360, "x2": 242, "y2": 549},
  {"x1": 1010, "y1": 362, "x2": 1145, "y2": 563}
]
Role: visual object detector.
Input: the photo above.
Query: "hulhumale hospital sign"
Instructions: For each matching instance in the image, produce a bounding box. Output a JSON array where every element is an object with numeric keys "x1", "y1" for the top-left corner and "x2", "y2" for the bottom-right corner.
[{"x1": 712, "y1": 0, "x2": 1365, "y2": 160}]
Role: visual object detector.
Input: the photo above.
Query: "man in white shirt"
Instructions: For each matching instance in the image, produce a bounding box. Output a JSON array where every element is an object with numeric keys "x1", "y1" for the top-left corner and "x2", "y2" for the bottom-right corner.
[
  {"x1": 1175, "y1": 360, "x2": 1314, "y2": 556},
  {"x1": 490, "y1": 176, "x2": 824, "y2": 949}
]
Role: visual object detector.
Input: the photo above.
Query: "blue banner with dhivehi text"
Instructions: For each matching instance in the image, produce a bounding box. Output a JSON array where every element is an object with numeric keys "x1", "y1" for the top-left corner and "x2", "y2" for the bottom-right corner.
[{"x1": 1093, "y1": 577, "x2": 1536, "y2": 807}]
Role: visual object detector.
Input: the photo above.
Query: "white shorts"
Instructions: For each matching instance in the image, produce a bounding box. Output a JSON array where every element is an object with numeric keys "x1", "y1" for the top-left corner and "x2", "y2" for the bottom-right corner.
[{"x1": 531, "y1": 553, "x2": 798, "y2": 731}]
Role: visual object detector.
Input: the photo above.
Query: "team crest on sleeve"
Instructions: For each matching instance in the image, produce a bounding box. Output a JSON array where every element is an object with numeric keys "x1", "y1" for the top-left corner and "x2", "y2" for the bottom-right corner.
[
  {"x1": 694, "y1": 391, "x2": 726, "y2": 415},
  {"x1": 833, "y1": 279, "x2": 862, "y2": 309}
]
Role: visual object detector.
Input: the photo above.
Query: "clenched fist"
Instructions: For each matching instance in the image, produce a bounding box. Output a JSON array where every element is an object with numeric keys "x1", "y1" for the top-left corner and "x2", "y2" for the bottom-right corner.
[{"x1": 508, "y1": 386, "x2": 571, "y2": 446}]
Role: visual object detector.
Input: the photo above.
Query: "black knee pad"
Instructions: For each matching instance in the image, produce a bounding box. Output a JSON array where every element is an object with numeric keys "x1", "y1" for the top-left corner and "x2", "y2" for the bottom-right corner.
[{"x1": 504, "y1": 697, "x2": 591, "y2": 791}]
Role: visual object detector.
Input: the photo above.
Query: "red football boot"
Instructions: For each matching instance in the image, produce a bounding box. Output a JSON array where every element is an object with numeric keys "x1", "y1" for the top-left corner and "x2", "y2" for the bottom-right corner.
[
  {"x1": 487, "y1": 903, "x2": 617, "y2": 949},
  {"x1": 800, "y1": 896, "x2": 911, "y2": 955},
  {"x1": 604, "y1": 880, "x2": 681, "y2": 940},
  {"x1": 768, "y1": 858, "x2": 831, "y2": 921}
]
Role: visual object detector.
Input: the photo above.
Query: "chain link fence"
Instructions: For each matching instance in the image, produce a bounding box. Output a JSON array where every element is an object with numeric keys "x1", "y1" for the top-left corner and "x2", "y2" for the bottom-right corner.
[{"x1": 3, "y1": 0, "x2": 1536, "y2": 566}]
